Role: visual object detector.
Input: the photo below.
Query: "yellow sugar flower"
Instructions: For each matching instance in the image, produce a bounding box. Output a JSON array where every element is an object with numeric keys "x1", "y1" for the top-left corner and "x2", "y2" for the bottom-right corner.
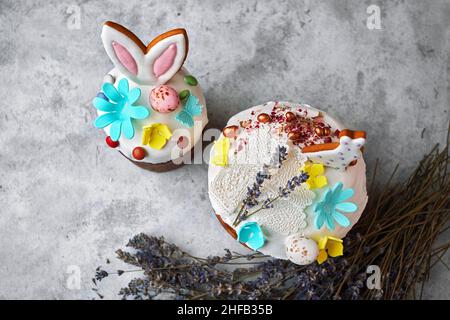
[
  {"x1": 316, "y1": 236, "x2": 344, "y2": 264},
  {"x1": 142, "y1": 123, "x2": 172, "y2": 150},
  {"x1": 211, "y1": 137, "x2": 230, "y2": 167},
  {"x1": 301, "y1": 162, "x2": 328, "y2": 189}
]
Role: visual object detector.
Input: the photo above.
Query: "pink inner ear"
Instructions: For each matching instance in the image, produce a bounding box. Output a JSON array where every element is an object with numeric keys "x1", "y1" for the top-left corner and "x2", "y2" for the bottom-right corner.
[
  {"x1": 153, "y1": 44, "x2": 177, "y2": 77},
  {"x1": 112, "y1": 41, "x2": 138, "y2": 75}
]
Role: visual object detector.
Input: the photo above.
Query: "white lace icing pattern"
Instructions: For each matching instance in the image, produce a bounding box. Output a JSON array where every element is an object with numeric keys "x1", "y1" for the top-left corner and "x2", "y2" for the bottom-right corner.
[
  {"x1": 255, "y1": 151, "x2": 315, "y2": 235},
  {"x1": 209, "y1": 164, "x2": 261, "y2": 217},
  {"x1": 209, "y1": 126, "x2": 315, "y2": 236}
]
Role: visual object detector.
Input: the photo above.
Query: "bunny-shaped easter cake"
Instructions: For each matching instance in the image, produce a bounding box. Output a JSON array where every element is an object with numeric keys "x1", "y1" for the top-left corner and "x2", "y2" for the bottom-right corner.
[{"x1": 93, "y1": 21, "x2": 208, "y2": 171}]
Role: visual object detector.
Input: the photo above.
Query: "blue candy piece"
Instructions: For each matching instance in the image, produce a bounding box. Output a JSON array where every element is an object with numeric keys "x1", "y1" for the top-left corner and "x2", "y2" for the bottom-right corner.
[
  {"x1": 313, "y1": 182, "x2": 358, "y2": 230},
  {"x1": 237, "y1": 222, "x2": 265, "y2": 251},
  {"x1": 175, "y1": 94, "x2": 202, "y2": 128},
  {"x1": 96, "y1": 92, "x2": 109, "y2": 101},
  {"x1": 92, "y1": 78, "x2": 150, "y2": 140}
]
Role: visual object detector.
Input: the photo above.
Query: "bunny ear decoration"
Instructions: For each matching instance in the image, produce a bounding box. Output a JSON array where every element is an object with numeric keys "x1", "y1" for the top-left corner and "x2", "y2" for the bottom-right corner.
[{"x1": 101, "y1": 21, "x2": 188, "y2": 85}]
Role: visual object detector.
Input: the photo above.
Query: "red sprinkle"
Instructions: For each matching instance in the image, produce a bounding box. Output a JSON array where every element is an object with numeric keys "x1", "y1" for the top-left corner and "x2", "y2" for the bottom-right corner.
[{"x1": 105, "y1": 136, "x2": 119, "y2": 148}]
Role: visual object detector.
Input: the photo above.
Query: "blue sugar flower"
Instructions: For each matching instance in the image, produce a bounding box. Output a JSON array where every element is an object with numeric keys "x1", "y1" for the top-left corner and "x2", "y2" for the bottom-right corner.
[
  {"x1": 237, "y1": 222, "x2": 265, "y2": 251},
  {"x1": 313, "y1": 182, "x2": 358, "y2": 230},
  {"x1": 93, "y1": 78, "x2": 150, "y2": 141}
]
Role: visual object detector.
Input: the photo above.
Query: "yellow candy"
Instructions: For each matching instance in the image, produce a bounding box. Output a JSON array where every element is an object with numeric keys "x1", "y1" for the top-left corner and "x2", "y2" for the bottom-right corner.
[
  {"x1": 211, "y1": 137, "x2": 230, "y2": 167},
  {"x1": 142, "y1": 123, "x2": 172, "y2": 150},
  {"x1": 315, "y1": 236, "x2": 344, "y2": 264},
  {"x1": 301, "y1": 162, "x2": 328, "y2": 189}
]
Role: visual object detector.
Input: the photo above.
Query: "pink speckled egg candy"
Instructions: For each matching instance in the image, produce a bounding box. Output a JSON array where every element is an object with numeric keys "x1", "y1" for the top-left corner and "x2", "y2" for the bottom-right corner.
[{"x1": 150, "y1": 85, "x2": 180, "y2": 113}]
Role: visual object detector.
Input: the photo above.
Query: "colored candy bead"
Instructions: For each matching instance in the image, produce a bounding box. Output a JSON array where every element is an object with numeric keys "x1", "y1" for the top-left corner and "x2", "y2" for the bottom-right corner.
[
  {"x1": 96, "y1": 92, "x2": 108, "y2": 101},
  {"x1": 288, "y1": 132, "x2": 300, "y2": 141},
  {"x1": 150, "y1": 85, "x2": 180, "y2": 113},
  {"x1": 285, "y1": 112, "x2": 296, "y2": 122},
  {"x1": 105, "y1": 136, "x2": 119, "y2": 148},
  {"x1": 179, "y1": 89, "x2": 190, "y2": 100},
  {"x1": 103, "y1": 74, "x2": 115, "y2": 84},
  {"x1": 315, "y1": 127, "x2": 325, "y2": 136},
  {"x1": 240, "y1": 120, "x2": 252, "y2": 128},
  {"x1": 132, "y1": 146, "x2": 146, "y2": 160},
  {"x1": 184, "y1": 75, "x2": 198, "y2": 86},
  {"x1": 257, "y1": 113, "x2": 271, "y2": 123},
  {"x1": 177, "y1": 136, "x2": 189, "y2": 149},
  {"x1": 222, "y1": 125, "x2": 239, "y2": 138}
]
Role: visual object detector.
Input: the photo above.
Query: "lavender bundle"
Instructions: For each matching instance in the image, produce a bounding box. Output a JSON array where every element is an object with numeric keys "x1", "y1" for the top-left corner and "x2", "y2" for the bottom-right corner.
[{"x1": 94, "y1": 131, "x2": 449, "y2": 300}]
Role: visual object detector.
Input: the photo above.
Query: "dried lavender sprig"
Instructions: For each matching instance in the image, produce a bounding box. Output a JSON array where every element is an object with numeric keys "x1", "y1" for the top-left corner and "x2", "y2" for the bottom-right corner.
[
  {"x1": 277, "y1": 145, "x2": 288, "y2": 167},
  {"x1": 240, "y1": 171, "x2": 309, "y2": 221},
  {"x1": 279, "y1": 171, "x2": 309, "y2": 197},
  {"x1": 232, "y1": 145, "x2": 291, "y2": 226},
  {"x1": 232, "y1": 164, "x2": 271, "y2": 226}
]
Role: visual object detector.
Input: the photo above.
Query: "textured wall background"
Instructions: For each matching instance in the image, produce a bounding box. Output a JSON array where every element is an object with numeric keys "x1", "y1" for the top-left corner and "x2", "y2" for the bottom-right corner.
[{"x1": 0, "y1": 0, "x2": 448, "y2": 299}]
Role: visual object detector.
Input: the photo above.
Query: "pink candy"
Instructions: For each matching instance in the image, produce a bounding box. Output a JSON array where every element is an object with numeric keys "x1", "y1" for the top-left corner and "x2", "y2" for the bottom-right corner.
[{"x1": 150, "y1": 85, "x2": 180, "y2": 113}]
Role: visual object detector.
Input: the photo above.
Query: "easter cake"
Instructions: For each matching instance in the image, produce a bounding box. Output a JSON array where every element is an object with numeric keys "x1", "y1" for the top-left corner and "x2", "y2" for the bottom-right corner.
[
  {"x1": 208, "y1": 101, "x2": 367, "y2": 265},
  {"x1": 92, "y1": 21, "x2": 207, "y2": 171}
]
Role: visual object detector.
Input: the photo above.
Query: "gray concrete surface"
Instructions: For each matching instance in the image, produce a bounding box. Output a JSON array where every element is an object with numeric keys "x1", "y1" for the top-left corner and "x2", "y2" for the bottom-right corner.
[{"x1": 0, "y1": 0, "x2": 448, "y2": 299}]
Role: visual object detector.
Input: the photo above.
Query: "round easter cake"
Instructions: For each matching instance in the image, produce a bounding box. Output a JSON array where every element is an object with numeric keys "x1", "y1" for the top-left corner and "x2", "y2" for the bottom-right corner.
[
  {"x1": 208, "y1": 101, "x2": 367, "y2": 265},
  {"x1": 92, "y1": 22, "x2": 208, "y2": 171}
]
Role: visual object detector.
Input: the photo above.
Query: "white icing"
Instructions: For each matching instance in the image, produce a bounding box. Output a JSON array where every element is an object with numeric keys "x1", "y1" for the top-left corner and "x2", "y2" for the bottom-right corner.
[
  {"x1": 208, "y1": 101, "x2": 368, "y2": 261},
  {"x1": 97, "y1": 67, "x2": 208, "y2": 164},
  {"x1": 230, "y1": 125, "x2": 280, "y2": 166}
]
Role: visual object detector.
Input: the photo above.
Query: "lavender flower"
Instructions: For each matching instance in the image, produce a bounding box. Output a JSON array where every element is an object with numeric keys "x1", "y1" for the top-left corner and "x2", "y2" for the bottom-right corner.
[
  {"x1": 244, "y1": 165, "x2": 271, "y2": 207},
  {"x1": 233, "y1": 145, "x2": 305, "y2": 226},
  {"x1": 234, "y1": 169, "x2": 309, "y2": 225},
  {"x1": 233, "y1": 165, "x2": 272, "y2": 225},
  {"x1": 262, "y1": 198, "x2": 274, "y2": 209},
  {"x1": 277, "y1": 145, "x2": 288, "y2": 166},
  {"x1": 92, "y1": 233, "x2": 374, "y2": 300},
  {"x1": 278, "y1": 171, "x2": 309, "y2": 198}
]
